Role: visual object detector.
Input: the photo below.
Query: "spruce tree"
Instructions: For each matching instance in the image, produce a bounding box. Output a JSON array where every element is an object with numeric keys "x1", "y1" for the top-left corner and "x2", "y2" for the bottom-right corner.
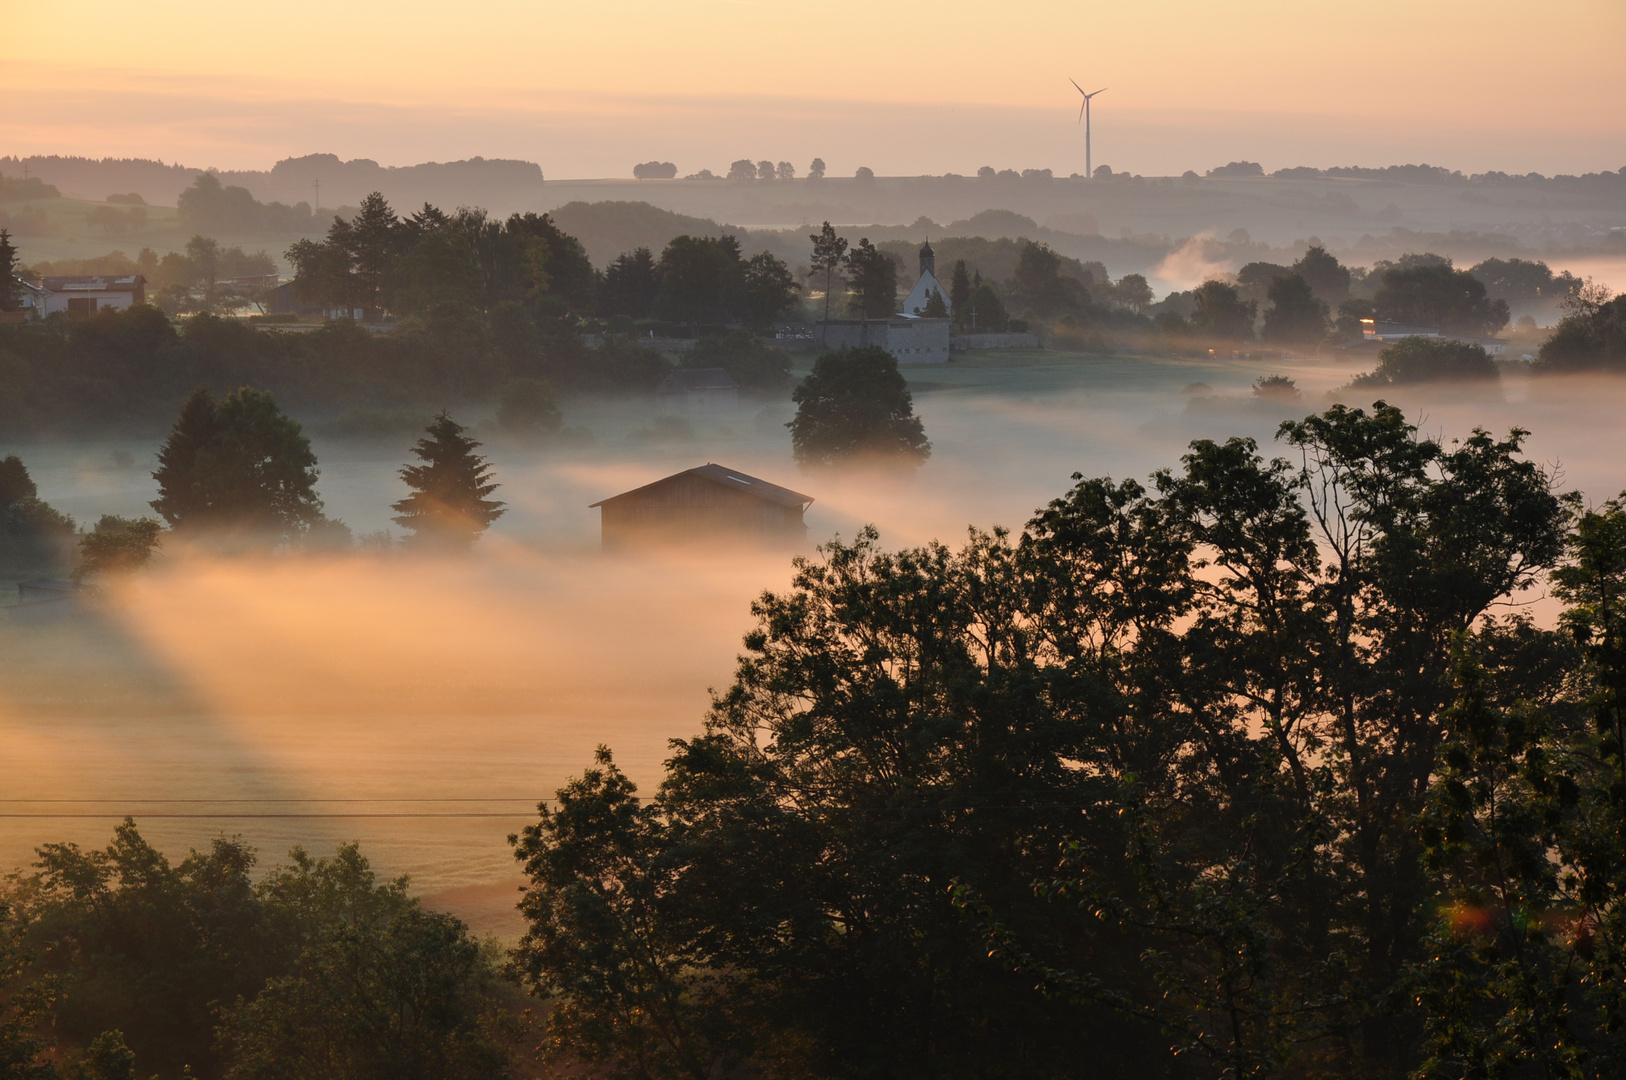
[
  {"x1": 0, "y1": 228, "x2": 20, "y2": 311},
  {"x1": 392, "y1": 412, "x2": 505, "y2": 549}
]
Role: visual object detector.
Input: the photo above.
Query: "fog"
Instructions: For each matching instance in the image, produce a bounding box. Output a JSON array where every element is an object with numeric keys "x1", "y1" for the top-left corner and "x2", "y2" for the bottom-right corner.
[{"x1": 8, "y1": 354, "x2": 1626, "y2": 935}]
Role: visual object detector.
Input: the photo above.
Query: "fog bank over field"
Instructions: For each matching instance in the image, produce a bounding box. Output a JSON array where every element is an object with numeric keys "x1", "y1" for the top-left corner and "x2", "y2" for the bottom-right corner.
[{"x1": 7, "y1": 354, "x2": 1626, "y2": 934}]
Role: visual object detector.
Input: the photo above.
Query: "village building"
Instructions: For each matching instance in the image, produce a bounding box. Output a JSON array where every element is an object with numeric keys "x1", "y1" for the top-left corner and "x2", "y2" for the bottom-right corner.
[
  {"x1": 590, "y1": 463, "x2": 813, "y2": 550},
  {"x1": 39, "y1": 275, "x2": 145, "y2": 316},
  {"x1": 657, "y1": 367, "x2": 738, "y2": 415},
  {"x1": 901, "y1": 241, "x2": 951, "y2": 317},
  {"x1": 812, "y1": 240, "x2": 953, "y2": 364}
]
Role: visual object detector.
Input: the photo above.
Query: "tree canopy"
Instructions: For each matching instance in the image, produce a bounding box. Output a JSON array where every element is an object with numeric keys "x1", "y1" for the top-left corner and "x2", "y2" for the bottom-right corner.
[
  {"x1": 392, "y1": 412, "x2": 505, "y2": 549},
  {"x1": 787, "y1": 346, "x2": 930, "y2": 467}
]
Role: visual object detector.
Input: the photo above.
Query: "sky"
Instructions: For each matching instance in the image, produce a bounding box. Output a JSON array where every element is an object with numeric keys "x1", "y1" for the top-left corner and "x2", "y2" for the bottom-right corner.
[{"x1": 3, "y1": 0, "x2": 1625, "y2": 177}]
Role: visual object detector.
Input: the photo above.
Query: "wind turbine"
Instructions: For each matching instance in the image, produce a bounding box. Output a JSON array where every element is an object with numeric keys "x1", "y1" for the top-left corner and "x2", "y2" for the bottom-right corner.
[{"x1": 1070, "y1": 79, "x2": 1107, "y2": 179}]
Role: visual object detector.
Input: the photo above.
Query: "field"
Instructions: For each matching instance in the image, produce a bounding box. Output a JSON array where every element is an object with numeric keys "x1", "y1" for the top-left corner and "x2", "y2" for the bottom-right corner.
[{"x1": 6, "y1": 347, "x2": 1626, "y2": 936}]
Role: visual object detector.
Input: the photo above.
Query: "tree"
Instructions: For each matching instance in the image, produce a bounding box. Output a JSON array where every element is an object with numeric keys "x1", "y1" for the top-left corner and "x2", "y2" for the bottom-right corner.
[
  {"x1": 495, "y1": 378, "x2": 562, "y2": 438},
  {"x1": 841, "y1": 238, "x2": 897, "y2": 318},
  {"x1": 949, "y1": 259, "x2": 973, "y2": 328},
  {"x1": 654, "y1": 235, "x2": 742, "y2": 335},
  {"x1": 1111, "y1": 272, "x2": 1154, "y2": 313},
  {"x1": 1351, "y1": 337, "x2": 1499, "y2": 386},
  {"x1": 727, "y1": 160, "x2": 757, "y2": 182},
  {"x1": 736, "y1": 251, "x2": 798, "y2": 330},
  {"x1": 150, "y1": 387, "x2": 325, "y2": 543},
  {"x1": 0, "y1": 456, "x2": 74, "y2": 570},
  {"x1": 1010, "y1": 241, "x2": 1089, "y2": 317},
  {"x1": 788, "y1": 346, "x2": 930, "y2": 466},
  {"x1": 0, "y1": 228, "x2": 19, "y2": 311},
  {"x1": 342, "y1": 192, "x2": 402, "y2": 310},
  {"x1": 600, "y1": 247, "x2": 660, "y2": 319},
  {"x1": 921, "y1": 289, "x2": 948, "y2": 318},
  {"x1": 1189, "y1": 279, "x2": 1257, "y2": 340},
  {"x1": 681, "y1": 330, "x2": 791, "y2": 391},
  {"x1": 756, "y1": 160, "x2": 775, "y2": 181},
  {"x1": 968, "y1": 281, "x2": 1007, "y2": 331},
  {"x1": 808, "y1": 222, "x2": 848, "y2": 326},
  {"x1": 1374, "y1": 258, "x2": 1509, "y2": 336},
  {"x1": 392, "y1": 412, "x2": 505, "y2": 549},
  {"x1": 1293, "y1": 244, "x2": 1351, "y2": 305},
  {"x1": 1260, "y1": 272, "x2": 1330, "y2": 344},
  {"x1": 775, "y1": 161, "x2": 795, "y2": 181},
  {"x1": 73, "y1": 516, "x2": 163, "y2": 583},
  {"x1": 1533, "y1": 283, "x2": 1626, "y2": 373},
  {"x1": 0, "y1": 900, "x2": 58, "y2": 1080},
  {"x1": 807, "y1": 158, "x2": 826, "y2": 180}
]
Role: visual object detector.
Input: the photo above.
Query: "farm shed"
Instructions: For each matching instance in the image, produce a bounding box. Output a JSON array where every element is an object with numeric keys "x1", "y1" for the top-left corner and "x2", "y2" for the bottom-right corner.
[{"x1": 590, "y1": 464, "x2": 813, "y2": 550}]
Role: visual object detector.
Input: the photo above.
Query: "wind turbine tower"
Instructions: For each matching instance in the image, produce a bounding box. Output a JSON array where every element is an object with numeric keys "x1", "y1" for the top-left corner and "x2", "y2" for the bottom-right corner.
[{"x1": 1070, "y1": 79, "x2": 1107, "y2": 179}]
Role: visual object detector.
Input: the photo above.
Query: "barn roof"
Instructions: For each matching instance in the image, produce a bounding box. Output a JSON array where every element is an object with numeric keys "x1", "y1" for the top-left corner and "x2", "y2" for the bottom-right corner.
[
  {"x1": 40, "y1": 275, "x2": 145, "y2": 293},
  {"x1": 590, "y1": 463, "x2": 814, "y2": 510}
]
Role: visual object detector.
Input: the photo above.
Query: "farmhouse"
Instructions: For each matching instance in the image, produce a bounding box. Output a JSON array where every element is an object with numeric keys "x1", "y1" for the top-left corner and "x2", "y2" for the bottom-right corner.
[
  {"x1": 590, "y1": 463, "x2": 813, "y2": 550},
  {"x1": 40, "y1": 275, "x2": 146, "y2": 316}
]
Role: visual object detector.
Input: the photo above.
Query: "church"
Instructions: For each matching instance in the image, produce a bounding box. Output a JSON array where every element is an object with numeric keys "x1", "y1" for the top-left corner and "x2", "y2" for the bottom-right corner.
[
  {"x1": 815, "y1": 240, "x2": 953, "y2": 364},
  {"x1": 901, "y1": 241, "x2": 951, "y2": 317}
]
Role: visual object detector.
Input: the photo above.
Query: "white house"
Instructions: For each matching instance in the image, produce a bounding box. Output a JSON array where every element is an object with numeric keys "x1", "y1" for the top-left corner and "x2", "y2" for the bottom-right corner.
[
  {"x1": 901, "y1": 240, "x2": 951, "y2": 317},
  {"x1": 40, "y1": 275, "x2": 146, "y2": 316}
]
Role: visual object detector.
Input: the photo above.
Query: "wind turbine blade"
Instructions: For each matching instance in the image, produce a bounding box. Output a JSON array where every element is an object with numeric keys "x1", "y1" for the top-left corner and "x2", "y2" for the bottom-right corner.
[
  {"x1": 1091, "y1": 87, "x2": 1108, "y2": 97},
  {"x1": 1070, "y1": 77, "x2": 1085, "y2": 94},
  {"x1": 1078, "y1": 99, "x2": 1087, "y2": 123}
]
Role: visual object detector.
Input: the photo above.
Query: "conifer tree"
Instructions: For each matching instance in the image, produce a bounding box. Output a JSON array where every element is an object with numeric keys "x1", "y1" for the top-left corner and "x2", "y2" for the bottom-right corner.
[
  {"x1": 0, "y1": 228, "x2": 20, "y2": 311},
  {"x1": 949, "y1": 259, "x2": 972, "y2": 329},
  {"x1": 392, "y1": 412, "x2": 505, "y2": 549}
]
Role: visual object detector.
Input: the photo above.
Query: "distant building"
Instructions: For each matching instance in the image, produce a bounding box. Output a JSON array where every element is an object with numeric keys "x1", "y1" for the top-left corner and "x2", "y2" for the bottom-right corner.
[
  {"x1": 816, "y1": 316, "x2": 951, "y2": 364},
  {"x1": 40, "y1": 275, "x2": 145, "y2": 316},
  {"x1": 815, "y1": 240, "x2": 952, "y2": 363},
  {"x1": 590, "y1": 463, "x2": 814, "y2": 550},
  {"x1": 657, "y1": 367, "x2": 738, "y2": 415},
  {"x1": 901, "y1": 241, "x2": 951, "y2": 317},
  {"x1": 1360, "y1": 319, "x2": 1507, "y2": 356}
]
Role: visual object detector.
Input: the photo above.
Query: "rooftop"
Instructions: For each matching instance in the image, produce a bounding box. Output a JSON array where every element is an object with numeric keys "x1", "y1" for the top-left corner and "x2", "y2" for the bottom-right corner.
[{"x1": 591, "y1": 463, "x2": 814, "y2": 510}]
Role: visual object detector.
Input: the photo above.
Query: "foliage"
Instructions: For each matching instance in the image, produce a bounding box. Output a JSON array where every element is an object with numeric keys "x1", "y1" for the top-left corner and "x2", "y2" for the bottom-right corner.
[
  {"x1": 787, "y1": 346, "x2": 930, "y2": 467},
  {"x1": 1533, "y1": 283, "x2": 1626, "y2": 373},
  {"x1": 150, "y1": 386, "x2": 326, "y2": 543},
  {"x1": 6, "y1": 823, "x2": 507, "y2": 1080},
  {"x1": 1008, "y1": 241, "x2": 1091, "y2": 317},
  {"x1": 0, "y1": 229, "x2": 19, "y2": 311},
  {"x1": 391, "y1": 412, "x2": 505, "y2": 549},
  {"x1": 494, "y1": 378, "x2": 562, "y2": 438},
  {"x1": 1352, "y1": 337, "x2": 1499, "y2": 386},
  {"x1": 1260, "y1": 272, "x2": 1330, "y2": 344},
  {"x1": 600, "y1": 247, "x2": 659, "y2": 319},
  {"x1": 680, "y1": 330, "x2": 791, "y2": 392},
  {"x1": 736, "y1": 251, "x2": 800, "y2": 330},
  {"x1": 0, "y1": 455, "x2": 76, "y2": 571},
  {"x1": 73, "y1": 516, "x2": 163, "y2": 582},
  {"x1": 949, "y1": 259, "x2": 973, "y2": 327},
  {"x1": 841, "y1": 238, "x2": 897, "y2": 318},
  {"x1": 1190, "y1": 279, "x2": 1257, "y2": 340},
  {"x1": 0, "y1": 900, "x2": 58, "y2": 1080},
  {"x1": 1374, "y1": 258, "x2": 1510, "y2": 336},
  {"x1": 514, "y1": 401, "x2": 1583, "y2": 1079},
  {"x1": 808, "y1": 221, "x2": 848, "y2": 323},
  {"x1": 1293, "y1": 245, "x2": 1351, "y2": 305}
]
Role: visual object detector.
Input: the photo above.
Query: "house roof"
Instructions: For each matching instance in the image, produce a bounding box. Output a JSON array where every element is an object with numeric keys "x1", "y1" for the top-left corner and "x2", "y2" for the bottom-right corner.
[
  {"x1": 40, "y1": 275, "x2": 145, "y2": 293},
  {"x1": 659, "y1": 367, "x2": 738, "y2": 393},
  {"x1": 591, "y1": 463, "x2": 814, "y2": 510}
]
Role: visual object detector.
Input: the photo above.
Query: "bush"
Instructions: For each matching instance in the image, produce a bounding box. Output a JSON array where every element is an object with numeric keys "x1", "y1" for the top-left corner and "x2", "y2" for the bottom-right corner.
[{"x1": 1352, "y1": 336, "x2": 1498, "y2": 386}]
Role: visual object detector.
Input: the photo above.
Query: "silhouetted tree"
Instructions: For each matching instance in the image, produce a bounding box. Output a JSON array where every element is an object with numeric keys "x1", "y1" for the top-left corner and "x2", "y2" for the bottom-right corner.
[
  {"x1": 1260, "y1": 272, "x2": 1330, "y2": 344},
  {"x1": 807, "y1": 158, "x2": 826, "y2": 180},
  {"x1": 949, "y1": 259, "x2": 973, "y2": 328},
  {"x1": 841, "y1": 239, "x2": 897, "y2": 318},
  {"x1": 1374, "y1": 257, "x2": 1509, "y2": 336},
  {"x1": 654, "y1": 235, "x2": 742, "y2": 335},
  {"x1": 73, "y1": 516, "x2": 163, "y2": 583},
  {"x1": 809, "y1": 222, "x2": 848, "y2": 327},
  {"x1": 0, "y1": 228, "x2": 20, "y2": 311},
  {"x1": 788, "y1": 346, "x2": 930, "y2": 466},
  {"x1": 1189, "y1": 280, "x2": 1257, "y2": 340},
  {"x1": 737, "y1": 251, "x2": 799, "y2": 330},
  {"x1": 1351, "y1": 337, "x2": 1499, "y2": 386},
  {"x1": 1293, "y1": 244, "x2": 1351, "y2": 305},
  {"x1": 600, "y1": 247, "x2": 660, "y2": 319},
  {"x1": 392, "y1": 412, "x2": 505, "y2": 549},
  {"x1": 150, "y1": 387, "x2": 325, "y2": 542}
]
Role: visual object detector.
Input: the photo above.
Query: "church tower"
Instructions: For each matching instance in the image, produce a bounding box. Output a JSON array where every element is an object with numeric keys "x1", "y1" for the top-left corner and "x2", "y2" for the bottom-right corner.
[{"x1": 918, "y1": 240, "x2": 935, "y2": 279}]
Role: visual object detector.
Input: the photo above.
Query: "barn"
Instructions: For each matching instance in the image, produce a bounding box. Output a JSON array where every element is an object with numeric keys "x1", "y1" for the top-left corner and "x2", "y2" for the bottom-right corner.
[{"x1": 590, "y1": 464, "x2": 813, "y2": 550}]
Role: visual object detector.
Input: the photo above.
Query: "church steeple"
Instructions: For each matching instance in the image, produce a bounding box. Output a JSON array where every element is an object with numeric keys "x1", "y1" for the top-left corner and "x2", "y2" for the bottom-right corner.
[{"x1": 918, "y1": 239, "x2": 935, "y2": 279}]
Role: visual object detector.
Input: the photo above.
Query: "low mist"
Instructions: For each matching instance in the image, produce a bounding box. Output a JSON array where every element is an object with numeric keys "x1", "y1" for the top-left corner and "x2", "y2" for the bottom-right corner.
[{"x1": 8, "y1": 361, "x2": 1626, "y2": 933}]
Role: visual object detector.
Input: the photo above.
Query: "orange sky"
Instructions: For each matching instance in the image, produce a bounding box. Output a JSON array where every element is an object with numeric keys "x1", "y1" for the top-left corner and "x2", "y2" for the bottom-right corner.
[{"x1": 4, "y1": 0, "x2": 1624, "y2": 176}]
